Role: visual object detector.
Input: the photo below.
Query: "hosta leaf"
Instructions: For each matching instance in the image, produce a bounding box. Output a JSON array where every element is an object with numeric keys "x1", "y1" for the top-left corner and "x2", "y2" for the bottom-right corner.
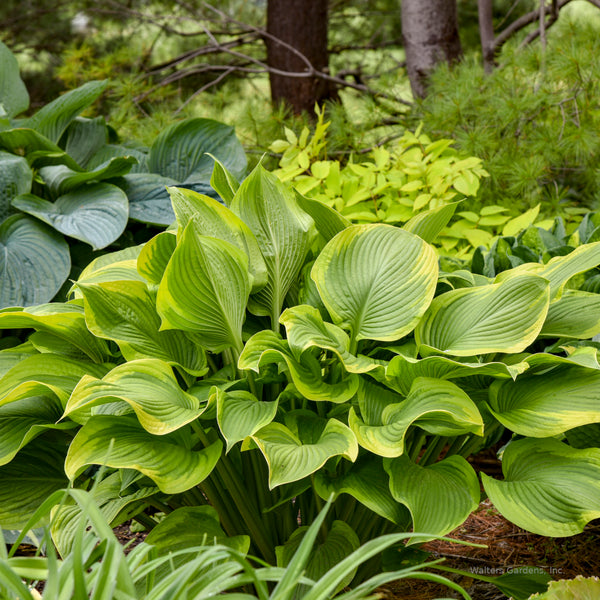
[
  {"x1": 522, "y1": 347, "x2": 600, "y2": 371},
  {"x1": 312, "y1": 224, "x2": 438, "y2": 342},
  {"x1": 251, "y1": 420, "x2": 358, "y2": 488},
  {"x1": 239, "y1": 331, "x2": 359, "y2": 403},
  {"x1": 0, "y1": 215, "x2": 70, "y2": 308},
  {"x1": 215, "y1": 389, "x2": 278, "y2": 452},
  {"x1": 65, "y1": 415, "x2": 222, "y2": 494},
  {"x1": 482, "y1": 438, "x2": 600, "y2": 536},
  {"x1": 64, "y1": 359, "x2": 205, "y2": 434},
  {"x1": 294, "y1": 191, "x2": 350, "y2": 243},
  {"x1": 38, "y1": 156, "x2": 136, "y2": 196},
  {"x1": 349, "y1": 377, "x2": 483, "y2": 457},
  {"x1": 0, "y1": 440, "x2": 68, "y2": 528},
  {"x1": 386, "y1": 454, "x2": 480, "y2": 540},
  {"x1": 145, "y1": 505, "x2": 250, "y2": 554},
  {"x1": 415, "y1": 274, "x2": 550, "y2": 356},
  {"x1": 79, "y1": 280, "x2": 207, "y2": 375},
  {"x1": 0, "y1": 343, "x2": 39, "y2": 379},
  {"x1": 76, "y1": 244, "x2": 144, "y2": 280},
  {"x1": 209, "y1": 155, "x2": 240, "y2": 205},
  {"x1": 488, "y1": 366, "x2": 600, "y2": 437},
  {"x1": 0, "y1": 303, "x2": 109, "y2": 363},
  {"x1": 276, "y1": 521, "x2": 359, "y2": 595},
  {"x1": 314, "y1": 454, "x2": 408, "y2": 525},
  {"x1": 118, "y1": 173, "x2": 177, "y2": 226},
  {"x1": 540, "y1": 291, "x2": 600, "y2": 339},
  {"x1": 168, "y1": 186, "x2": 268, "y2": 291},
  {"x1": 403, "y1": 201, "x2": 459, "y2": 243},
  {"x1": 148, "y1": 118, "x2": 247, "y2": 183},
  {"x1": 23, "y1": 80, "x2": 108, "y2": 144},
  {"x1": 231, "y1": 166, "x2": 314, "y2": 324},
  {"x1": 13, "y1": 182, "x2": 128, "y2": 250},
  {"x1": 565, "y1": 423, "x2": 600, "y2": 449},
  {"x1": 0, "y1": 40, "x2": 29, "y2": 118},
  {"x1": 63, "y1": 116, "x2": 108, "y2": 168},
  {"x1": 73, "y1": 259, "x2": 146, "y2": 296},
  {"x1": 157, "y1": 221, "x2": 251, "y2": 353},
  {"x1": 0, "y1": 151, "x2": 32, "y2": 221},
  {"x1": 136, "y1": 231, "x2": 177, "y2": 285},
  {"x1": 529, "y1": 576, "x2": 600, "y2": 600}
]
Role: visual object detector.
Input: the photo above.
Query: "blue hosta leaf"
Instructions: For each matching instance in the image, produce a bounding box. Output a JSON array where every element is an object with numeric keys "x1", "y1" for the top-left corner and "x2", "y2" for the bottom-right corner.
[
  {"x1": 482, "y1": 438, "x2": 600, "y2": 536},
  {"x1": 0, "y1": 151, "x2": 32, "y2": 221},
  {"x1": 0, "y1": 40, "x2": 29, "y2": 118},
  {"x1": 63, "y1": 116, "x2": 108, "y2": 168},
  {"x1": 386, "y1": 454, "x2": 480, "y2": 541},
  {"x1": 119, "y1": 173, "x2": 177, "y2": 226},
  {"x1": 0, "y1": 215, "x2": 70, "y2": 307},
  {"x1": 13, "y1": 182, "x2": 128, "y2": 250}
]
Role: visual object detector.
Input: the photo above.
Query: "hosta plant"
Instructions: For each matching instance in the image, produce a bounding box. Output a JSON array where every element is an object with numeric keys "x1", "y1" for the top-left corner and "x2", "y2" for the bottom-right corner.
[
  {"x1": 1, "y1": 163, "x2": 600, "y2": 583},
  {"x1": 0, "y1": 39, "x2": 246, "y2": 308}
]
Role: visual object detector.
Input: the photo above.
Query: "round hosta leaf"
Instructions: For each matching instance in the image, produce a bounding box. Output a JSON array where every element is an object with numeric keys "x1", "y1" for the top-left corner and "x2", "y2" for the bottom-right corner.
[
  {"x1": 148, "y1": 118, "x2": 247, "y2": 183},
  {"x1": 65, "y1": 359, "x2": 205, "y2": 434},
  {"x1": 157, "y1": 222, "x2": 251, "y2": 353},
  {"x1": 251, "y1": 420, "x2": 358, "y2": 488},
  {"x1": 415, "y1": 274, "x2": 550, "y2": 356},
  {"x1": 312, "y1": 224, "x2": 438, "y2": 342},
  {"x1": 137, "y1": 231, "x2": 176, "y2": 285},
  {"x1": 145, "y1": 505, "x2": 250, "y2": 554},
  {"x1": 65, "y1": 415, "x2": 222, "y2": 494},
  {"x1": 482, "y1": 438, "x2": 600, "y2": 536},
  {"x1": 119, "y1": 173, "x2": 177, "y2": 226},
  {"x1": 349, "y1": 377, "x2": 483, "y2": 457},
  {"x1": 216, "y1": 389, "x2": 278, "y2": 452},
  {"x1": 0, "y1": 40, "x2": 29, "y2": 118},
  {"x1": 276, "y1": 520, "x2": 359, "y2": 595},
  {"x1": 0, "y1": 440, "x2": 68, "y2": 529},
  {"x1": 79, "y1": 280, "x2": 207, "y2": 376},
  {"x1": 488, "y1": 366, "x2": 600, "y2": 437},
  {"x1": 63, "y1": 116, "x2": 108, "y2": 168},
  {"x1": 386, "y1": 454, "x2": 480, "y2": 541},
  {"x1": 0, "y1": 151, "x2": 32, "y2": 221},
  {"x1": 13, "y1": 182, "x2": 128, "y2": 250},
  {"x1": 0, "y1": 215, "x2": 70, "y2": 308},
  {"x1": 540, "y1": 290, "x2": 600, "y2": 339}
]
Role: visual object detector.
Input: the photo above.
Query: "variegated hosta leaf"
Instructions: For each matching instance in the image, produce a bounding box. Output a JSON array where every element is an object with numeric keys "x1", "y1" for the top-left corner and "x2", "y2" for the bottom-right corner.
[
  {"x1": 311, "y1": 224, "x2": 438, "y2": 343},
  {"x1": 294, "y1": 190, "x2": 350, "y2": 243},
  {"x1": 230, "y1": 165, "x2": 315, "y2": 324},
  {"x1": 251, "y1": 419, "x2": 358, "y2": 488},
  {"x1": 0, "y1": 303, "x2": 110, "y2": 363},
  {"x1": 65, "y1": 415, "x2": 222, "y2": 494},
  {"x1": 0, "y1": 343, "x2": 39, "y2": 379},
  {"x1": 238, "y1": 330, "x2": 359, "y2": 403},
  {"x1": 384, "y1": 353, "x2": 526, "y2": 396},
  {"x1": 488, "y1": 366, "x2": 600, "y2": 437},
  {"x1": 314, "y1": 454, "x2": 408, "y2": 525},
  {"x1": 415, "y1": 274, "x2": 550, "y2": 356},
  {"x1": 566, "y1": 423, "x2": 600, "y2": 449},
  {"x1": 144, "y1": 505, "x2": 250, "y2": 554},
  {"x1": 0, "y1": 354, "x2": 109, "y2": 399},
  {"x1": 0, "y1": 440, "x2": 68, "y2": 529},
  {"x1": 210, "y1": 156, "x2": 239, "y2": 206},
  {"x1": 280, "y1": 304, "x2": 385, "y2": 374},
  {"x1": 403, "y1": 201, "x2": 459, "y2": 244},
  {"x1": 482, "y1": 438, "x2": 600, "y2": 536},
  {"x1": 386, "y1": 454, "x2": 480, "y2": 541},
  {"x1": 64, "y1": 359, "x2": 205, "y2": 434},
  {"x1": 276, "y1": 521, "x2": 359, "y2": 594},
  {"x1": 168, "y1": 187, "x2": 267, "y2": 292},
  {"x1": 349, "y1": 377, "x2": 483, "y2": 457},
  {"x1": 540, "y1": 290, "x2": 600, "y2": 339},
  {"x1": 515, "y1": 347, "x2": 600, "y2": 372},
  {"x1": 215, "y1": 388, "x2": 278, "y2": 452},
  {"x1": 157, "y1": 221, "x2": 251, "y2": 353},
  {"x1": 136, "y1": 231, "x2": 177, "y2": 285},
  {"x1": 495, "y1": 241, "x2": 600, "y2": 299},
  {"x1": 79, "y1": 280, "x2": 207, "y2": 376}
]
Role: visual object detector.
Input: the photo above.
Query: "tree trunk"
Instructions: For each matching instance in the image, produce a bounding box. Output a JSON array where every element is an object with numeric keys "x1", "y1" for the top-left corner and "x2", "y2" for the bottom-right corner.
[
  {"x1": 401, "y1": 0, "x2": 463, "y2": 99},
  {"x1": 478, "y1": 0, "x2": 495, "y2": 73},
  {"x1": 265, "y1": 0, "x2": 333, "y2": 115}
]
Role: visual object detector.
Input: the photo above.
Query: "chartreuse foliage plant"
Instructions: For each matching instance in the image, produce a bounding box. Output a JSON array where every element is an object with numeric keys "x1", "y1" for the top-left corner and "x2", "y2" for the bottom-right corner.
[
  {"x1": 0, "y1": 488, "x2": 471, "y2": 600},
  {"x1": 1, "y1": 163, "x2": 600, "y2": 586},
  {"x1": 0, "y1": 39, "x2": 246, "y2": 308}
]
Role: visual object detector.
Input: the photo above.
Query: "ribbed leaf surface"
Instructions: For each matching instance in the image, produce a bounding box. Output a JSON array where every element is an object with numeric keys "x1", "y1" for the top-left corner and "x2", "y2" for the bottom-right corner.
[
  {"x1": 118, "y1": 173, "x2": 177, "y2": 225},
  {"x1": 312, "y1": 224, "x2": 438, "y2": 342},
  {"x1": 0, "y1": 151, "x2": 32, "y2": 221},
  {"x1": 482, "y1": 438, "x2": 600, "y2": 536},
  {"x1": 136, "y1": 231, "x2": 177, "y2": 285},
  {"x1": 540, "y1": 290, "x2": 600, "y2": 339},
  {"x1": 0, "y1": 40, "x2": 29, "y2": 117},
  {"x1": 403, "y1": 201, "x2": 459, "y2": 243}
]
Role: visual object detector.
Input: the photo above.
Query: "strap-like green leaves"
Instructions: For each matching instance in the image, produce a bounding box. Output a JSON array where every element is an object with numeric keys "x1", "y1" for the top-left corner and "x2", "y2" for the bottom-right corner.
[
  {"x1": 157, "y1": 220, "x2": 251, "y2": 353},
  {"x1": 312, "y1": 224, "x2": 438, "y2": 342},
  {"x1": 65, "y1": 415, "x2": 222, "y2": 494},
  {"x1": 386, "y1": 454, "x2": 480, "y2": 540},
  {"x1": 415, "y1": 274, "x2": 550, "y2": 356},
  {"x1": 64, "y1": 359, "x2": 205, "y2": 434},
  {"x1": 251, "y1": 419, "x2": 358, "y2": 488},
  {"x1": 488, "y1": 366, "x2": 600, "y2": 437},
  {"x1": 79, "y1": 280, "x2": 207, "y2": 375},
  {"x1": 482, "y1": 438, "x2": 600, "y2": 536}
]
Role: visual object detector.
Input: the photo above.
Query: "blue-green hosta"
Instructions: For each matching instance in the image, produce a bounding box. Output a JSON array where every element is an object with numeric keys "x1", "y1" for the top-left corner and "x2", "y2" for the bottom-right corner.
[
  {"x1": 0, "y1": 40, "x2": 246, "y2": 308},
  {"x1": 1, "y1": 163, "x2": 600, "y2": 581}
]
